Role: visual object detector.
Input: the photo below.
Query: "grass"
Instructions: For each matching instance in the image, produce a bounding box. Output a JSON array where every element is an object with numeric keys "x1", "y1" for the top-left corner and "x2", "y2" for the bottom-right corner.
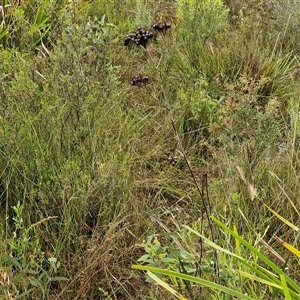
[{"x1": 0, "y1": 0, "x2": 300, "y2": 299}]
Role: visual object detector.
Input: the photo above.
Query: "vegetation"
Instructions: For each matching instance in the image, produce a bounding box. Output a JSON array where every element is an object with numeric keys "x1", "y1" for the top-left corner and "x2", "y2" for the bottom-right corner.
[{"x1": 0, "y1": 0, "x2": 299, "y2": 299}]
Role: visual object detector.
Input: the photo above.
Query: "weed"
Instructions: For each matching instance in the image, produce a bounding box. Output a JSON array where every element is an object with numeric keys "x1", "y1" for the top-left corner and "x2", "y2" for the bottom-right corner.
[{"x1": 0, "y1": 201, "x2": 67, "y2": 299}]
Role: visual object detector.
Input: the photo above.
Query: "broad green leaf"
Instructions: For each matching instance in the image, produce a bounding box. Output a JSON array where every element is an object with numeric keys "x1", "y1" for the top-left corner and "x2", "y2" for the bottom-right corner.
[
  {"x1": 28, "y1": 277, "x2": 45, "y2": 293},
  {"x1": 15, "y1": 288, "x2": 35, "y2": 299},
  {"x1": 24, "y1": 268, "x2": 39, "y2": 275},
  {"x1": 50, "y1": 276, "x2": 69, "y2": 281},
  {"x1": 2, "y1": 254, "x2": 22, "y2": 271}
]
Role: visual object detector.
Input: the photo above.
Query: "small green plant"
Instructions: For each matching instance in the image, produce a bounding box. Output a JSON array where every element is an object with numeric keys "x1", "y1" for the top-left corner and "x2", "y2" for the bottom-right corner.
[
  {"x1": 136, "y1": 235, "x2": 184, "y2": 284},
  {"x1": 133, "y1": 209, "x2": 300, "y2": 299},
  {"x1": 0, "y1": 0, "x2": 53, "y2": 50},
  {"x1": 179, "y1": 78, "x2": 223, "y2": 137},
  {"x1": 84, "y1": 14, "x2": 116, "y2": 45},
  {"x1": 175, "y1": 0, "x2": 229, "y2": 69},
  {"x1": 1, "y1": 202, "x2": 67, "y2": 299}
]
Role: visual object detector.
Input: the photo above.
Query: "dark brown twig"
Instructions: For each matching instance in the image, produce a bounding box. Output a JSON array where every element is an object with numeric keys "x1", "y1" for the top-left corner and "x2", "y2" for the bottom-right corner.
[{"x1": 144, "y1": 38, "x2": 220, "y2": 281}]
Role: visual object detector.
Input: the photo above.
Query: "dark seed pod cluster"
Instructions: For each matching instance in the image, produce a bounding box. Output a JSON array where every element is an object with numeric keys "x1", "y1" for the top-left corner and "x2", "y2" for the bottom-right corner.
[
  {"x1": 153, "y1": 22, "x2": 171, "y2": 33},
  {"x1": 167, "y1": 155, "x2": 178, "y2": 166},
  {"x1": 130, "y1": 75, "x2": 149, "y2": 86},
  {"x1": 124, "y1": 27, "x2": 154, "y2": 47}
]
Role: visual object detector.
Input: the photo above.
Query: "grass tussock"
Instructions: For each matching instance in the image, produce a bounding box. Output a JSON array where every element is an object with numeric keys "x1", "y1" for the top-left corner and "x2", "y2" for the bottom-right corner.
[{"x1": 0, "y1": 0, "x2": 300, "y2": 299}]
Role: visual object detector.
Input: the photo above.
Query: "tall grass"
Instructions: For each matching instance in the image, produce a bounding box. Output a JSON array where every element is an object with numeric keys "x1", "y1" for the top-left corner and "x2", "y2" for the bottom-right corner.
[{"x1": 0, "y1": 0, "x2": 300, "y2": 299}]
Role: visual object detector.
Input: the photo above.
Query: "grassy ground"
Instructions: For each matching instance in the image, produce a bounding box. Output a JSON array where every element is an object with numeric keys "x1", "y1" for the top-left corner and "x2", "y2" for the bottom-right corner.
[{"x1": 0, "y1": 0, "x2": 300, "y2": 299}]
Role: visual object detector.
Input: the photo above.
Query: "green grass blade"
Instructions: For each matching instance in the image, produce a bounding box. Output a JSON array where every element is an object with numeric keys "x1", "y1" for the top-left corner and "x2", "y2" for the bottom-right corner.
[
  {"x1": 185, "y1": 225, "x2": 285, "y2": 294},
  {"x1": 283, "y1": 243, "x2": 300, "y2": 258},
  {"x1": 185, "y1": 220, "x2": 300, "y2": 294},
  {"x1": 146, "y1": 271, "x2": 188, "y2": 300},
  {"x1": 238, "y1": 270, "x2": 282, "y2": 289},
  {"x1": 280, "y1": 274, "x2": 292, "y2": 300},
  {"x1": 264, "y1": 205, "x2": 299, "y2": 231},
  {"x1": 132, "y1": 265, "x2": 256, "y2": 300},
  {"x1": 211, "y1": 217, "x2": 299, "y2": 290}
]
